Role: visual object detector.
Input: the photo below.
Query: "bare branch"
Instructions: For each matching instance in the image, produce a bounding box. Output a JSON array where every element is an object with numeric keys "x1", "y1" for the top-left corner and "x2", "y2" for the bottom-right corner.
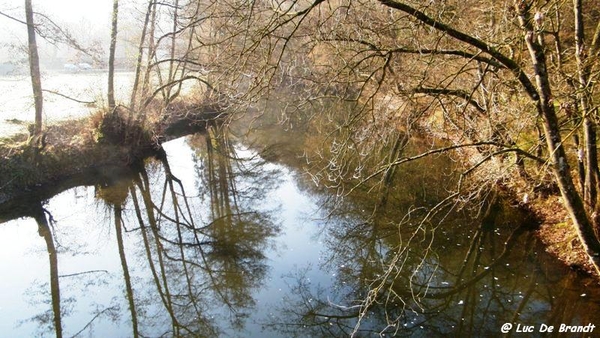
[
  {"x1": 377, "y1": 0, "x2": 540, "y2": 101},
  {"x1": 42, "y1": 89, "x2": 96, "y2": 105},
  {"x1": 0, "y1": 10, "x2": 27, "y2": 25},
  {"x1": 411, "y1": 86, "x2": 486, "y2": 113}
]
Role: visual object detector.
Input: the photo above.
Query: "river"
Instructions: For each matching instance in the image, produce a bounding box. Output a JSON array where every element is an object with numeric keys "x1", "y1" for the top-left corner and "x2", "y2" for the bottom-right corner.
[{"x1": 1, "y1": 120, "x2": 600, "y2": 337}]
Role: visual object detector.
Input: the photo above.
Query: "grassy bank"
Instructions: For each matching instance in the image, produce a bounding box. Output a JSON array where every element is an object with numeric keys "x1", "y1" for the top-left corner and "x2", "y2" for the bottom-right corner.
[
  {"x1": 0, "y1": 116, "x2": 149, "y2": 203},
  {"x1": 0, "y1": 102, "x2": 222, "y2": 205}
]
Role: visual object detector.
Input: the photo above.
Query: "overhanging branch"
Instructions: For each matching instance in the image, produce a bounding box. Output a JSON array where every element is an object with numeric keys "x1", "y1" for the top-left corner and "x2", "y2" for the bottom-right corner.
[
  {"x1": 322, "y1": 37, "x2": 505, "y2": 68},
  {"x1": 411, "y1": 86, "x2": 486, "y2": 113},
  {"x1": 377, "y1": 0, "x2": 540, "y2": 101},
  {"x1": 350, "y1": 141, "x2": 545, "y2": 195}
]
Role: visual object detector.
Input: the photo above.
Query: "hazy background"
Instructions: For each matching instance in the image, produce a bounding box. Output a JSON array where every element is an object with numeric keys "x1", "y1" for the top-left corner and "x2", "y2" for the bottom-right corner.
[
  {"x1": 0, "y1": 0, "x2": 143, "y2": 71},
  {"x1": 0, "y1": 0, "x2": 147, "y2": 135}
]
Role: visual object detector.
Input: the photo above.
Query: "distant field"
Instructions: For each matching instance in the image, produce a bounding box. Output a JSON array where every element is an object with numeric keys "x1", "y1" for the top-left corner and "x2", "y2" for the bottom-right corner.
[{"x1": 0, "y1": 71, "x2": 134, "y2": 137}]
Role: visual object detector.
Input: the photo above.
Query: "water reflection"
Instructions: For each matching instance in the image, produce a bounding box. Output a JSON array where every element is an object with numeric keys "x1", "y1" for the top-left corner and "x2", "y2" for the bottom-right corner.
[
  {"x1": 100, "y1": 127, "x2": 281, "y2": 337},
  {"x1": 31, "y1": 204, "x2": 62, "y2": 338},
  {"x1": 232, "y1": 98, "x2": 600, "y2": 337},
  {"x1": 264, "y1": 180, "x2": 600, "y2": 337},
  {"x1": 2, "y1": 126, "x2": 600, "y2": 337},
  {"x1": 1, "y1": 127, "x2": 282, "y2": 337}
]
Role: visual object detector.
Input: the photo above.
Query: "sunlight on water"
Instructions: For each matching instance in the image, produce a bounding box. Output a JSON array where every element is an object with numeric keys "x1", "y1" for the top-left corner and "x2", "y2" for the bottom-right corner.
[{"x1": 0, "y1": 136, "x2": 335, "y2": 337}]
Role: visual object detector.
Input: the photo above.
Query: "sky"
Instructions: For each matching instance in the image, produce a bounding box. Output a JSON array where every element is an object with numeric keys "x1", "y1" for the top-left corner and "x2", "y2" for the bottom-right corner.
[
  {"x1": 0, "y1": 0, "x2": 117, "y2": 63},
  {"x1": 1, "y1": 0, "x2": 112, "y2": 26}
]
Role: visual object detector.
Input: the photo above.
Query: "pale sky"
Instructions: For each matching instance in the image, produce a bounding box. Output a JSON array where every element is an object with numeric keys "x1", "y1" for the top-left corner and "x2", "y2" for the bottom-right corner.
[
  {"x1": 0, "y1": 0, "x2": 141, "y2": 63},
  {"x1": 1, "y1": 0, "x2": 112, "y2": 25}
]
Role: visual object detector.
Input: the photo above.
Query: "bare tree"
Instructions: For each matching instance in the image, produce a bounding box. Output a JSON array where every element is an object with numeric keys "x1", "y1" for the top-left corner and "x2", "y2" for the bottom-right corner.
[
  {"x1": 206, "y1": 0, "x2": 600, "y2": 275},
  {"x1": 150, "y1": 14, "x2": 600, "y2": 338},
  {"x1": 25, "y1": 0, "x2": 43, "y2": 138},
  {"x1": 108, "y1": 0, "x2": 119, "y2": 110}
]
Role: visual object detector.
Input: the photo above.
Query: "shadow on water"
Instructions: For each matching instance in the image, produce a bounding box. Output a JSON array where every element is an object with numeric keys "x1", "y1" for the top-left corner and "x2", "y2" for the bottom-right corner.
[{"x1": 1, "y1": 120, "x2": 600, "y2": 337}]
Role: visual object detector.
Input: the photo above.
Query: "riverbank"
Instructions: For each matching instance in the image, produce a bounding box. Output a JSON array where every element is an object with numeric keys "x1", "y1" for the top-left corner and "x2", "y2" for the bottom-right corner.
[
  {"x1": 242, "y1": 101, "x2": 600, "y2": 281},
  {"x1": 0, "y1": 102, "x2": 223, "y2": 206},
  {"x1": 532, "y1": 196, "x2": 599, "y2": 278}
]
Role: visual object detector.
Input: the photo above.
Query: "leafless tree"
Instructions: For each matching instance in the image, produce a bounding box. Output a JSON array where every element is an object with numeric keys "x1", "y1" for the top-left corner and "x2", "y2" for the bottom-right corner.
[
  {"x1": 145, "y1": 4, "x2": 600, "y2": 337},
  {"x1": 108, "y1": 0, "x2": 119, "y2": 110},
  {"x1": 24, "y1": 0, "x2": 43, "y2": 139},
  {"x1": 189, "y1": 0, "x2": 600, "y2": 275}
]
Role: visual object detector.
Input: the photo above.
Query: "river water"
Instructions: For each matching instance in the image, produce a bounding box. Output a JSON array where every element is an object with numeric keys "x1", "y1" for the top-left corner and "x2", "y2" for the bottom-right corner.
[
  {"x1": 1, "y1": 73, "x2": 600, "y2": 336},
  {"x1": 1, "y1": 126, "x2": 600, "y2": 337}
]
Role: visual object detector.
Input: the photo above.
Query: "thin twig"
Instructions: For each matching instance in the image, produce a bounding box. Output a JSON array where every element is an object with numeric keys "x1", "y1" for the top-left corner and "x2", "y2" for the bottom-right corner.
[{"x1": 42, "y1": 89, "x2": 96, "y2": 105}]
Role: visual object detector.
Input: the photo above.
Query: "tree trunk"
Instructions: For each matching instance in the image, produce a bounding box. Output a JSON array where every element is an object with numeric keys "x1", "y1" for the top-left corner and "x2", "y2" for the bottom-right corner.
[
  {"x1": 583, "y1": 119, "x2": 599, "y2": 207},
  {"x1": 141, "y1": 1, "x2": 157, "y2": 101},
  {"x1": 514, "y1": 1, "x2": 600, "y2": 276},
  {"x1": 129, "y1": 0, "x2": 154, "y2": 111},
  {"x1": 574, "y1": 0, "x2": 600, "y2": 210},
  {"x1": 25, "y1": 0, "x2": 43, "y2": 137},
  {"x1": 108, "y1": 0, "x2": 119, "y2": 110},
  {"x1": 375, "y1": 0, "x2": 600, "y2": 276},
  {"x1": 166, "y1": 0, "x2": 179, "y2": 103}
]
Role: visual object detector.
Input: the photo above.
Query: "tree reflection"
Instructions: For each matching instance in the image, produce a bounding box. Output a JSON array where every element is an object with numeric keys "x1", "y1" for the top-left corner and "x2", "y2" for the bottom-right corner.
[
  {"x1": 31, "y1": 203, "x2": 63, "y2": 338},
  {"x1": 263, "y1": 161, "x2": 600, "y2": 337},
  {"x1": 21, "y1": 198, "x2": 120, "y2": 338},
  {"x1": 10, "y1": 128, "x2": 281, "y2": 337},
  {"x1": 102, "y1": 182, "x2": 140, "y2": 338},
  {"x1": 190, "y1": 126, "x2": 282, "y2": 329},
  {"x1": 92, "y1": 127, "x2": 280, "y2": 336},
  {"x1": 8, "y1": 114, "x2": 600, "y2": 336}
]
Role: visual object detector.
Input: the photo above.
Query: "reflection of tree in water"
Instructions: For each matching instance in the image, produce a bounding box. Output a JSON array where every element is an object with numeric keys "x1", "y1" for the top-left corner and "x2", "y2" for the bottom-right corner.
[
  {"x1": 25, "y1": 204, "x2": 63, "y2": 338},
  {"x1": 22, "y1": 201, "x2": 120, "y2": 338},
  {"x1": 126, "y1": 162, "x2": 219, "y2": 337},
  {"x1": 187, "y1": 125, "x2": 281, "y2": 329},
  {"x1": 264, "y1": 148, "x2": 600, "y2": 337},
  {"x1": 20, "y1": 128, "x2": 281, "y2": 337},
  {"x1": 105, "y1": 181, "x2": 139, "y2": 338},
  {"x1": 95, "y1": 127, "x2": 281, "y2": 336}
]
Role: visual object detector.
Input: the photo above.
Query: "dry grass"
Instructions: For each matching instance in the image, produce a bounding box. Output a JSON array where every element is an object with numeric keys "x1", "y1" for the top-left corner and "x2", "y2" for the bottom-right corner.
[
  {"x1": 0, "y1": 111, "x2": 155, "y2": 202},
  {"x1": 0, "y1": 98, "x2": 223, "y2": 202},
  {"x1": 531, "y1": 194, "x2": 600, "y2": 278}
]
